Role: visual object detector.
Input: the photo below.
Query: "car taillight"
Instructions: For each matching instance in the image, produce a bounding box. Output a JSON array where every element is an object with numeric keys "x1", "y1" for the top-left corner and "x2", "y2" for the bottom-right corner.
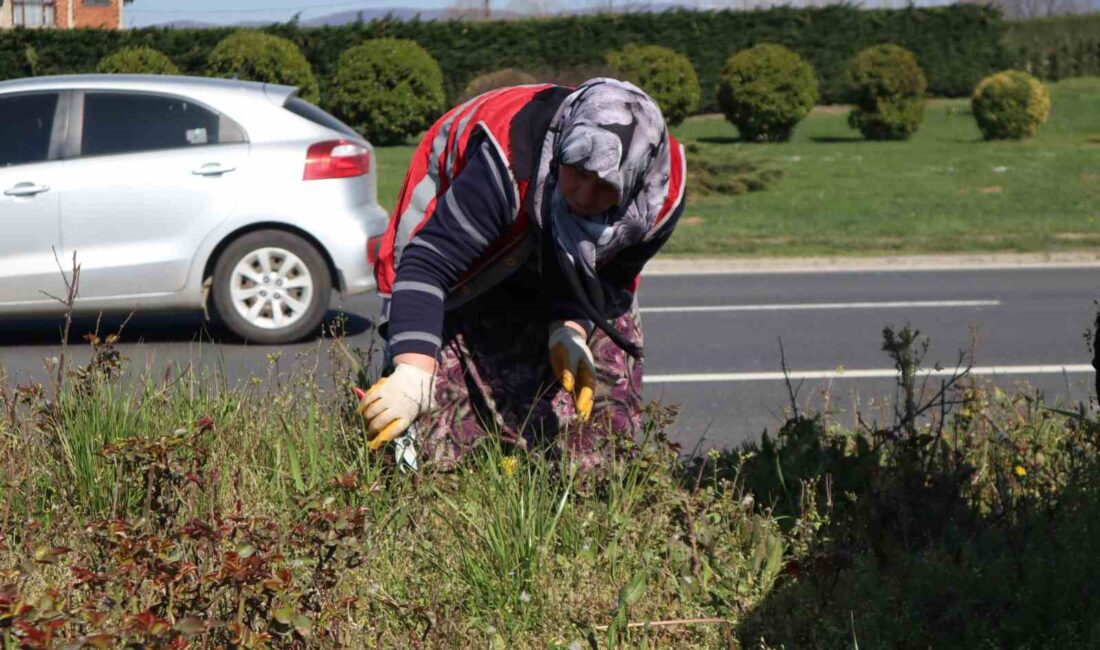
[{"x1": 303, "y1": 140, "x2": 370, "y2": 180}]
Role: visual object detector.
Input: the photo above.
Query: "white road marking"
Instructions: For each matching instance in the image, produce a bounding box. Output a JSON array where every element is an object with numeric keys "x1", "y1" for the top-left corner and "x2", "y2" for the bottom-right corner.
[
  {"x1": 641, "y1": 254, "x2": 1100, "y2": 276},
  {"x1": 645, "y1": 364, "x2": 1095, "y2": 384},
  {"x1": 640, "y1": 299, "x2": 1001, "y2": 314}
]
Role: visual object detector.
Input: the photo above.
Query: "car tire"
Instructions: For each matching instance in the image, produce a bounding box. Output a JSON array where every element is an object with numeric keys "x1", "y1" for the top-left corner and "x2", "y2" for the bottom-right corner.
[{"x1": 211, "y1": 230, "x2": 332, "y2": 344}]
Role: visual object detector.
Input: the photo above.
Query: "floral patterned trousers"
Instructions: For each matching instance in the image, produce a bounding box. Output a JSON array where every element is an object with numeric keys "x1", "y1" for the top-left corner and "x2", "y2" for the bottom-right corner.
[{"x1": 408, "y1": 276, "x2": 645, "y2": 468}]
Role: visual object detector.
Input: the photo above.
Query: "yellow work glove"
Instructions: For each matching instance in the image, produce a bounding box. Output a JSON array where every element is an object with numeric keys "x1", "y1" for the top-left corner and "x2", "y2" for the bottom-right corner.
[
  {"x1": 356, "y1": 363, "x2": 436, "y2": 452},
  {"x1": 548, "y1": 321, "x2": 596, "y2": 422}
]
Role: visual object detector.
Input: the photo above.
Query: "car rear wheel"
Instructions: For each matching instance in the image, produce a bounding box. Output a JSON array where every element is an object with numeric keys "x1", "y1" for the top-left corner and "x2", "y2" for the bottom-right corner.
[{"x1": 212, "y1": 230, "x2": 331, "y2": 344}]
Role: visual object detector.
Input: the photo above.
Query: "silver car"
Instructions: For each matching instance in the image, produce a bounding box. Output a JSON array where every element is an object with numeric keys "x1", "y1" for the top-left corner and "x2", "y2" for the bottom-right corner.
[{"x1": 0, "y1": 74, "x2": 388, "y2": 343}]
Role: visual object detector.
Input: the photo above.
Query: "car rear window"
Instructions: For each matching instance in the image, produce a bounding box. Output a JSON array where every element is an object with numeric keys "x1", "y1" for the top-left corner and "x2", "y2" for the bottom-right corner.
[
  {"x1": 82, "y1": 92, "x2": 223, "y2": 157},
  {"x1": 0, "y1": 93, "x2": 59, "y2": 167},
  {"x1": 78, "y1": 92, "x2": 246, "y2": 159},
  {"x1": 284, "y1": 96, "x2": 362, "y2": 140}
]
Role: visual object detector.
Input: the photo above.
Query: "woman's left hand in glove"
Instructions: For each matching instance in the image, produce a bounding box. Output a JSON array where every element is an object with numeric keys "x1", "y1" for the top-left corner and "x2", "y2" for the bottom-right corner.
[
  {"x1": 357, "y1": 362, "x2": 436, "y2": 451},
  {"x1": 548, "y1": 320, "x2": 596, "y2": 422}
]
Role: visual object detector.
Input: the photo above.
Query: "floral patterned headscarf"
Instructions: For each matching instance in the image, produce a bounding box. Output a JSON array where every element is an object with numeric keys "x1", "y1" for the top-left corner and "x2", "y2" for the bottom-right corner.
[{"x1": 530, "y1": 78, "x2": 671, "y2": 356}]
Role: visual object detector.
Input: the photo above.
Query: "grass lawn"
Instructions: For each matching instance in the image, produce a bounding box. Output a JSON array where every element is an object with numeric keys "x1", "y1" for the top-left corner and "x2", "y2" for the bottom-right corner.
[{"x1": 373, "y1": 77, "x2": 1100, "y2": 258}]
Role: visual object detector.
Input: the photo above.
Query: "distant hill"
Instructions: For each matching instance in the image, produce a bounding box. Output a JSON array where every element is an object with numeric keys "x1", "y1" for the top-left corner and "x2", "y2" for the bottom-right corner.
[
  {"x1": 154, "y1": 7, "x2": 522, "y2": 28},
  {"x1": 302, "y1": 8, "x2": 451, "y2": 25},
  {"x1": 157, "y1": 20, "x2": 219, "y2": 28},
  {"x1": 152, "y1": 3, "x2": 684, "y2": 28},
  {"x1": 303, "y1": 8, "x2": 540, "y2": 25},
  {"x1": 158, "y1": 2, "x2": 1092, "y2": 29},
  {"x1": 159, "y1": 19, "x2": 280, "y2": 28}
]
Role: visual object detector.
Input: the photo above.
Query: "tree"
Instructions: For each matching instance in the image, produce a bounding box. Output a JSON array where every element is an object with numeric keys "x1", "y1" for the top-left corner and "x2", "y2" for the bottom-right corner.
[
  {"x1": 450, "y1": 0, "x2": 562, "y2": 17},
  {"x1": 960, "y1": 0, "x2": 1092, "y2": 18},
  {"x1": 447, "y1": 0, "x2": 493, "y2": 19},
  {"x1": 504, "y1": 0, "x2": 561, "y2": 15}
]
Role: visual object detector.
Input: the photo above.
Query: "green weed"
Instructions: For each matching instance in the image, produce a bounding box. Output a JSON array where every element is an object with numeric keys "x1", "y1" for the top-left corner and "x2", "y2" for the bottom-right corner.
[{"x1": 1, "y1": 319, "x2": 1097, "y2": 647}]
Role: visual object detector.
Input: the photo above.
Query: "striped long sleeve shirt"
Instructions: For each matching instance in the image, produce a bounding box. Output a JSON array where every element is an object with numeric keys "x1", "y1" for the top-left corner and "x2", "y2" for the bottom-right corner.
[{"x1": 386, "y1": 138, "x2": 683, "y2": 359}]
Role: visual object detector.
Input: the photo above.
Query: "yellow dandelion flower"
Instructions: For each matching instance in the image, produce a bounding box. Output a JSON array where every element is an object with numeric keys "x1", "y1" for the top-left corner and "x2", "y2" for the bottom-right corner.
[
  {"x1": 1014, "y1": 465, "x2": 1027, "y2": 477},
  {"x1": 500, "y1": 456, "x2": 519, "y2": 477}
]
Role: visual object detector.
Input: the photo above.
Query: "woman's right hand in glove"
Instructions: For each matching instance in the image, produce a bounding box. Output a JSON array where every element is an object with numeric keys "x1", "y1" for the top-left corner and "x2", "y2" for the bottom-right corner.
[{"x1": 357, "y1": 361, "x2": 436, "y2": 451}]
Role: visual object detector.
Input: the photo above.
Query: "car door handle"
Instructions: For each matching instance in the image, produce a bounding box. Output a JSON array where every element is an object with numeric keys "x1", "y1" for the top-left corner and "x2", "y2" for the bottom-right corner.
[
  {"x1": 4, "y1": 183, "x2": 50, "y2": 197},
  {"x1": 192, "y1": 163, "x2": 236, "y2": 177}
]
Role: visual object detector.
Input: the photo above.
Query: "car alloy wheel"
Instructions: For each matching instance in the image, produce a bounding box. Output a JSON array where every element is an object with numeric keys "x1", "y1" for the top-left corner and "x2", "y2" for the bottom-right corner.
[
  {"x1": 212, "y1": 230, "x2": 332, "y2": 344},
  {"x1": 228, "y1": 246, "x2": 315, "y2": 330}
]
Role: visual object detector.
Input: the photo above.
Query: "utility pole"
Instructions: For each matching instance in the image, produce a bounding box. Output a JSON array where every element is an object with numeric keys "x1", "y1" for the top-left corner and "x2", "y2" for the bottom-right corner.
[{"x1": 484, "y1": 0, "x2": 491, "y2": 18}]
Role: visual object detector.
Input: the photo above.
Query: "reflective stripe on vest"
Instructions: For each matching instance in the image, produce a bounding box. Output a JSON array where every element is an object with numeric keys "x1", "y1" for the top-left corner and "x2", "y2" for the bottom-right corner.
[{"x1": 375, "y1": 84, "x2": 556, "y2": 297}]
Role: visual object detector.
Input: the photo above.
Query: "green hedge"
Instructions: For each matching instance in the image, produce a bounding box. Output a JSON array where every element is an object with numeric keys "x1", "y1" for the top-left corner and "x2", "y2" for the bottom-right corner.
[
  {"x1": 606, "y1": 44, "x2": 700, "y2": 127},
  {"x1": 207, "y1": 31, "x2": 320, "y2": 103},
  {"x1": 971, "y1": 69, "x2": 1051, "y2": 140},
  {"x1": 1004, "y1": 13, "x2": 1100, "y2": 81},
  {"x1": 0, "y1": 6, "x2": 1010, "y2": 110},
  {"x1": 718, "y1": 44, "x2": 818, "y2": 142},
  {"x1": 457, "y1": 68, "x2": 537, "y2": 104},
  {"x1": 331, "y1": 39, "x2": 445, "y2": 146},
  {"x1": 96, "y1": 46, "x2": 179, "y2": 75},
  {"x1": 847, "y1": 44, "x2": 927, "y2": 141}
]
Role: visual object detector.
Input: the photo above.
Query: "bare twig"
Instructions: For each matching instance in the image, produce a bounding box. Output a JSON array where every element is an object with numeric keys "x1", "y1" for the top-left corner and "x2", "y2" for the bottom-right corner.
[
  {"x1": 690, "y1": 453, "x2": 707, "y2": 500},
  {"x1": 879, "y1": 326, "x2": 972, "y2": 445},
  {"x1": 1091, "y1": 304, "x2": 1100, "y2": 405},
  {"x1": 685, "y1": 455, "x2": 708, "y2": 578},
  {"x1": 601, "y1": 618, "x2": 736, "y2": 650},
  {"x1": 594, "y1": 616, "x2": 731, "y2": 631},
  {"x1": 42, "y1": 249, "x2": 80, "y2": 397},
  {"x1": 856, "y1": 411, "x2": 876, "y2": 436},
  {"x1": 151, "y1": 362, "x2": 195, "y2": 402},
  {"x1": 365, "y1": 588, "x2": 436, "y2": 638},
  {"x1": 821, "y1": 376, "x2": 835, "y2": 431},
  {"x1": 116, "y1": 308, "x2": 136, "y2": 339},
  {"x1": 0, "y1": 369, "x2": 15, "y2": 428},
  {"x1": 778, "y1": 337, "x2": 803, "y2": 420}
]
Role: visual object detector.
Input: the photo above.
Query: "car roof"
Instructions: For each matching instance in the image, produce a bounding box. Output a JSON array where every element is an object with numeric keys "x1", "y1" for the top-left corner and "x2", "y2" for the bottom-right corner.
[{"x1": 0, "y1": 74, "x2": 297, "y2": 104}]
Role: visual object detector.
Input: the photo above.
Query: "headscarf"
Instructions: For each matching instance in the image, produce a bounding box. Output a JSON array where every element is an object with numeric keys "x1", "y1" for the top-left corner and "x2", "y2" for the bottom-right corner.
[{"x1": 530, "y1": 78, "x2": 672, "y2": 357}]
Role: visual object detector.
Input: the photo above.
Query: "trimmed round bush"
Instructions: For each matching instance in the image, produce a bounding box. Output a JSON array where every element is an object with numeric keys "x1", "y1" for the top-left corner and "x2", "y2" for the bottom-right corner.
[
  {"x1": 605, "y1": 44, "x2": 700, "y2": 127},
  {"x1": 458, "y1": 68, "x2": 538, "y2": 104},
  {"x1": 971, "y1": 70, "x2": 1051, "y2": 141},
  {"x1": 97, "y1": 47, "x2": 179, "y2": 75},
  {"x1": 531, "y1": 63, "x2": 616, "y2": 89},
  {"x1": 846, "y1": 44, "x2": 927, "y2": 141},
  {"x1": 331, "y1": 39, "x2": 445, "y2": 146},
  {"x1": 717, "y1": 44, "x2": 818, "y2": 142},
  {"x1": 207, "y1": 31, "x2": 319, "y2": 104}
]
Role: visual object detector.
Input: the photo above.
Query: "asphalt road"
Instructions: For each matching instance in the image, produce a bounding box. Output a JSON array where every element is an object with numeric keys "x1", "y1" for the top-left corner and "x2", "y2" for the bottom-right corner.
[
  {"x1": 641, "y1": 266, "x2": 1097, "y2": 449},
  {"x1": 1, "y1": 265, "x2": 1096, "y2": 451}
]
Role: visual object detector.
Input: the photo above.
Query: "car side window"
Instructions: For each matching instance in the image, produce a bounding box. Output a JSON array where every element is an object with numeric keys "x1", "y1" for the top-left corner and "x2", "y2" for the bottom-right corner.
[
  {"x1": 81, "y1": 92, "x2": 243, "y2": 157},
  {"x1": 0, "y1": 93, "x2": 60, "y2": 167}
]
